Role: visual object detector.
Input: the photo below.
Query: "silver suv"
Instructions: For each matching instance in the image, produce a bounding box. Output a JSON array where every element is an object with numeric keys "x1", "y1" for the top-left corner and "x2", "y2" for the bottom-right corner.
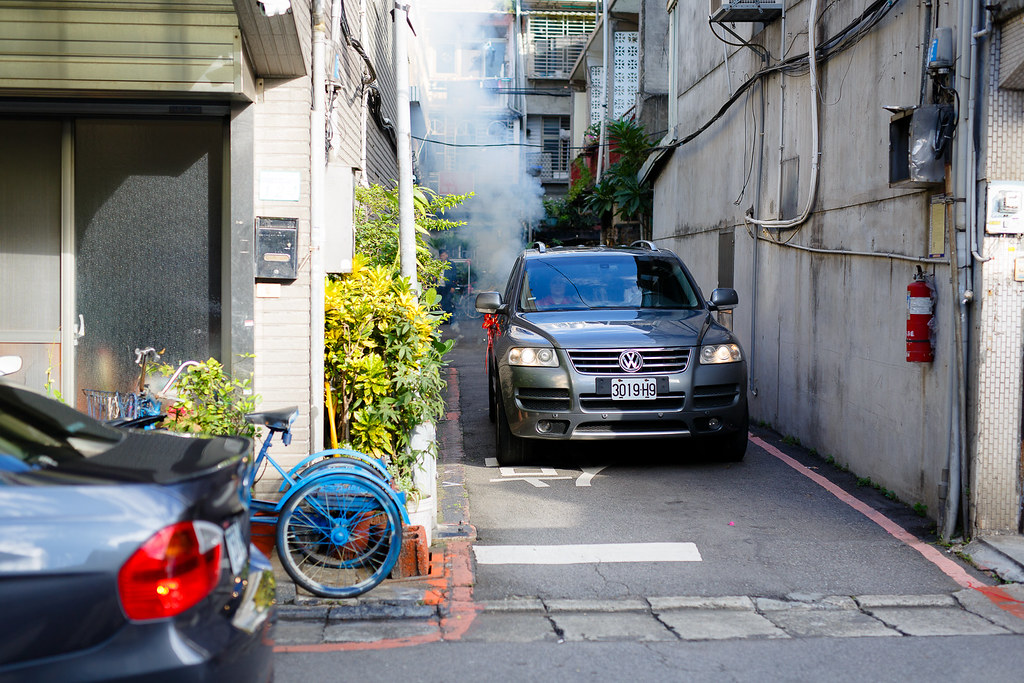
[{"x1": 476, "y1": 242, "x2": 748, "y2": 465}]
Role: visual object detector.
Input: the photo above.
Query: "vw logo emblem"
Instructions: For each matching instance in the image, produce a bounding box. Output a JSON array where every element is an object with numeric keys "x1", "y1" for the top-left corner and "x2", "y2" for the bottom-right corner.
[{"x1": 618, "y1": 350, "x2": 644, "y2": 373}]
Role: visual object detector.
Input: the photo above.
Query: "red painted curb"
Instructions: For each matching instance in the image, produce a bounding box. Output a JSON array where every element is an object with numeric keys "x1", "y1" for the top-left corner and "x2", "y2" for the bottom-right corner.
[{"x1": 752, "y1": 435, "x2": 1024, "y2": 621}]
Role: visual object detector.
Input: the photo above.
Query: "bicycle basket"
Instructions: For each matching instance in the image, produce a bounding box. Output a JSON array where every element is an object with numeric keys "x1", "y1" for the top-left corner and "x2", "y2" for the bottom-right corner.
[{"x1": 83, "y1": 389, "x2": 161, "y2": 421}]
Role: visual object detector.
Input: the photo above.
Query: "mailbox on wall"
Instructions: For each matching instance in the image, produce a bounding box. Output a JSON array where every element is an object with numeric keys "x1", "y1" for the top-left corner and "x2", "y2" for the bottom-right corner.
[{"x1": 256, "y1": 217, "x2": 298, "y2": 281}]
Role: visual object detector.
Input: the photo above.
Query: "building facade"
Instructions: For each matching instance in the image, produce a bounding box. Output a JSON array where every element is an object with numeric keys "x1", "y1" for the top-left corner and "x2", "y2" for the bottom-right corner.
[{"x1": 0, "y1": 0, "x2": 407, "y2": 478}]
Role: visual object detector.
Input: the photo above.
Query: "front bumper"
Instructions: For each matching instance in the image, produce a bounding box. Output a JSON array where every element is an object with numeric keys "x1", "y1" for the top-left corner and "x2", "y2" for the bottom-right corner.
[{"x1": 499, "y1": 352, "x2": 748, "y2": 441}]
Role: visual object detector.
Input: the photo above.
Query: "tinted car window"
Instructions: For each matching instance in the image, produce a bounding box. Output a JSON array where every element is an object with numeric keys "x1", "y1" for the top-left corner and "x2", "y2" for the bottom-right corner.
[{"x1": 519, "y1": 254, "x2": 700, "y2": 312}]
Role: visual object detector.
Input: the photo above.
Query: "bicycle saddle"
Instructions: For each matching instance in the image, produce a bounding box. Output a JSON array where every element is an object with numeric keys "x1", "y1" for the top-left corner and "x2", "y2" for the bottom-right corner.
[{"x1": 244, "y1": 407, "x2": 299, "y2": 431}]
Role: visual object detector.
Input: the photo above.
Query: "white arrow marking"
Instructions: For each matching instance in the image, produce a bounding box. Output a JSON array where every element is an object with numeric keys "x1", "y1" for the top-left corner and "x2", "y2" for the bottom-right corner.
[
  {"x1": 575, "y1": 466, "x2": 608, "y2": 487},
  {"x1": 473, "y1": 543, "x2": 703, "y2": 565}
]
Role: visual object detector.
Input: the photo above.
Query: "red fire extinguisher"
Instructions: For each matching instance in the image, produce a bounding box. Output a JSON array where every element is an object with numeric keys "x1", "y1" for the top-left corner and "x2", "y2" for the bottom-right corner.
[{"x1": 906, "y1": 266, "x2": 934, "y2": 362}]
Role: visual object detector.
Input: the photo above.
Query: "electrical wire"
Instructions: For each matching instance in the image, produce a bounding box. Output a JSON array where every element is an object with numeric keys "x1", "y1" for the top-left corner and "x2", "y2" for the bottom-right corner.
[{"x1": 746, "y1": 0, "x2": 821, "y2": 231}]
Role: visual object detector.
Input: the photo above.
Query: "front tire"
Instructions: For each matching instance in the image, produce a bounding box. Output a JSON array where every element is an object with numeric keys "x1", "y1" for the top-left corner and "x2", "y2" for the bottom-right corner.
[
  {"x1": 495, "y1": 399, "x2": 531, "y2": 466},
  {"x1": 487, "y1": 358, "x2": 498, "y2": 424},
  {"x1": 710, "y1": 428, "x2": 748, "y2": 462}
]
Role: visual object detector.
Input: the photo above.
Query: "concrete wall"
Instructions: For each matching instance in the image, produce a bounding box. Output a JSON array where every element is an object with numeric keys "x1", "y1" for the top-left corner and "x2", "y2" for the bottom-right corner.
[{"x1": 655, "y1": 0, "x2": 960, "y2": 519}]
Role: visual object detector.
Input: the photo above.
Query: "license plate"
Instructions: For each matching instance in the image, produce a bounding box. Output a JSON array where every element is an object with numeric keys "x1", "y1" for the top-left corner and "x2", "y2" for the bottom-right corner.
[
  {"x1": 611, "y1": 377, "x2": 657, "y2": 400},
  {"x1": 224, "y1": 521, "x2": 247, "y2": 576}
]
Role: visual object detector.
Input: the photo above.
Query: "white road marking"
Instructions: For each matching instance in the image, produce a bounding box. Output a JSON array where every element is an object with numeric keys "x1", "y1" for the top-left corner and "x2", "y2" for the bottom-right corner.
[
  {"x1": 489, "y1": 476, "x2": 573, "y2": 488},
  {"x1": 490, "y1": 466, "x2": 572, "y2": 488},
  {"x1": 473, "y1": 543, "x2": 703, "y2": 565},
  {"x1": 575, "y1": 466, "x2": 608, "y2": 487}
]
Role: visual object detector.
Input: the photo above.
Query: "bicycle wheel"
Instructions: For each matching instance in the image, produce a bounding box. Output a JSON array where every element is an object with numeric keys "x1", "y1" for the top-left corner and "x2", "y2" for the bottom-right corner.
[{"x1": 276, "y1": 472, "x2": 402, "y2": 598}]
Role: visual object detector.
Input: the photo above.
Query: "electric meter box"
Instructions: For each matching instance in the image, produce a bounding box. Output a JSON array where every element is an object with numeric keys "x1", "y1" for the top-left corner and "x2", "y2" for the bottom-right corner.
[
  {"x1": 710, "y1": 1, "x2": 783, "y2": 23},
  {"x1": 255, "y1": 217, "x2": 298, "y2": 281}
]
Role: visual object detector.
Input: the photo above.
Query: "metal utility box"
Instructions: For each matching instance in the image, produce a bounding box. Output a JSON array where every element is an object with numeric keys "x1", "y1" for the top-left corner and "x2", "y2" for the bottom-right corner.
[
  {"x1": 709, "y1": 1, "x2": 783, "y2": 23},
  {"x1": 255, "y1": 217, "x2": 298, "y2": 281}
]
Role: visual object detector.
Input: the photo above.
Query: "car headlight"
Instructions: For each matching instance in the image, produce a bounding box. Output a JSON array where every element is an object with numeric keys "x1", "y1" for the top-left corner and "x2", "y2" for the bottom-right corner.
[
  {"x1": 508, "y1": 347, "x2": 559, "y2": 367},
  {"x1": 699, "y1": 343, "x2": 742, "y2": 364}
]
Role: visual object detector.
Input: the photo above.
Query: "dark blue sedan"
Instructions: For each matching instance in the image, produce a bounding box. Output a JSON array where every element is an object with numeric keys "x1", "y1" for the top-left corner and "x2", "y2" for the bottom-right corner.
[{"x1": 0, "y1": 377, "x2": 275, "y2": 682}]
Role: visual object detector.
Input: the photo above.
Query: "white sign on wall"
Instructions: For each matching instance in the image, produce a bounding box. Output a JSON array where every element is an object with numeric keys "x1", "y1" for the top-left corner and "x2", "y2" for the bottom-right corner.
[{"x1": 259, "y1": 170, "x2": 301, "y2": 202}]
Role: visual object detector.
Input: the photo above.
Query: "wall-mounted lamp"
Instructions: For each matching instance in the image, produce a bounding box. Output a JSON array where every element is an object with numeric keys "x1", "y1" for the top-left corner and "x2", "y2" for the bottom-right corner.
[{"x1": 257, "y1": 0, "x2": 291, "y2": 17}]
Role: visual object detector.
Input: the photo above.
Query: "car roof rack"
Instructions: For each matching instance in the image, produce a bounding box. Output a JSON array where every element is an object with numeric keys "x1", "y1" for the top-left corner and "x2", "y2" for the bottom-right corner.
[
  {"x1": 531, "y1": 241, "x2": 547, "y2": 253},
  {"x1": 630, "y1": 240, "x2": 658, "y2": 251}
]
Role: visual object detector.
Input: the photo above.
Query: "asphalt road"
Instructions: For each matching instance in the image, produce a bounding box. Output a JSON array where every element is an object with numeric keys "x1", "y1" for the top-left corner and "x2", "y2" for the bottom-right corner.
[
  {"x1": 448, "y1": 324, "x2": 982, "y2": 602},
  {"x1": 274, "y1": 321, "x2": 1024, "y2": 682}
]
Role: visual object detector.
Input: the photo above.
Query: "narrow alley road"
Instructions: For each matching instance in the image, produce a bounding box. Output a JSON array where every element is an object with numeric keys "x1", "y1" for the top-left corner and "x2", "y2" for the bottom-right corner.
[{"x1": 273, "y1": 323, "x2": 1024, "y2": 682}]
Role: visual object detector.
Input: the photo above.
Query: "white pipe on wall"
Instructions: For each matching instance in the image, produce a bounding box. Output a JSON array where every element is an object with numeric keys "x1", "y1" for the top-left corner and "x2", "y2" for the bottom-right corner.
[
  {"x1": 395, "y1": 2, "x2": 417, "y2": 290},
  {"x1": 311, "y1": 0, "x2": 327, "y2": 452}
]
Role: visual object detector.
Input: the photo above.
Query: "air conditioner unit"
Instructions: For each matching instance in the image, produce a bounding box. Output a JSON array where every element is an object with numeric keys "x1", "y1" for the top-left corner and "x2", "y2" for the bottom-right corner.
[{"x1": 710, "y1": 1, "x2": 783, "y2": 23}]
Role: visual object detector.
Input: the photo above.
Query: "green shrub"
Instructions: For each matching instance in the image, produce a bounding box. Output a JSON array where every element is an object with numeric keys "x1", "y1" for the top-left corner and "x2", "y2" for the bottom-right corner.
[
  {"x1": 158, "y1": 358, "x2": 259, "y2": 438},
  {"x1": 324, "y1": 259, "x2": 452, "y2": 492}
]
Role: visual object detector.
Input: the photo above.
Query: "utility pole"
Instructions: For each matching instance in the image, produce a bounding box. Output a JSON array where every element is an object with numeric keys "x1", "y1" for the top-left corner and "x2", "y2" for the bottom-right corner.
[{"x1": 394, "y1": 1, "x2": 417, "y2": 291}]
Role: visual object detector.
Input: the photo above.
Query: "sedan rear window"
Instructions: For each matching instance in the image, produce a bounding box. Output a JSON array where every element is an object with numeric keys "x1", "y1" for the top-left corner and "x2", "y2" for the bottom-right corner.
[{"x1": 519, "y1": 254, "x2": 700, "y2": 312}]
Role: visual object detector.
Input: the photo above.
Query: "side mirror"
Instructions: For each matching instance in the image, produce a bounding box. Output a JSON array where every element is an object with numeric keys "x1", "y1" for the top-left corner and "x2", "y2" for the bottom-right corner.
[
  {"x1": 475, "y1": 291, "x2": 503, "y2": 314},
  {"x1": 709, "y1": 288, "x2": 739, "y2": 310},
  {"x1": 0, "y1": 355, "x2": 23, "y2": 377}
]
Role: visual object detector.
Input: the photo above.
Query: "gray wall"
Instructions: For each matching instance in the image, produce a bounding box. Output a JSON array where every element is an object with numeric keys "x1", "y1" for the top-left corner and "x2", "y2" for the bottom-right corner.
[{"x1": 656, "y1": 0, "x2": 958, "y2": 520}]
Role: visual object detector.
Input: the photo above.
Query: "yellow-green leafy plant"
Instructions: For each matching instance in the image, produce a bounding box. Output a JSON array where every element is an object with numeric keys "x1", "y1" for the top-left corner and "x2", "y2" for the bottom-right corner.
[{"x1": 324, "y1": 258, "x2": 452, "y2": 492}]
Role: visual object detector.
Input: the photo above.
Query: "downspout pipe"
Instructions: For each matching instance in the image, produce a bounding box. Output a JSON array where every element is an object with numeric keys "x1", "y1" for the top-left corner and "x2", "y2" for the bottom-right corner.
[
  {"x1": 597, "y1": 0, "x2": 610, "y2": 180},
  {"x1": 395, "y1": 2, "x2": 417, "y2": 291},
  {"x1": 311, "y1": 0, "x2": 327, "y2": 452}
]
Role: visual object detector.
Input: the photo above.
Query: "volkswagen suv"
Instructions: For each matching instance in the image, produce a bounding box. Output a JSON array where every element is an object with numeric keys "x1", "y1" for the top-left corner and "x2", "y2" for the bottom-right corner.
[{"x1": 475, "y1": 242, "x2": 748, "y2": 465}]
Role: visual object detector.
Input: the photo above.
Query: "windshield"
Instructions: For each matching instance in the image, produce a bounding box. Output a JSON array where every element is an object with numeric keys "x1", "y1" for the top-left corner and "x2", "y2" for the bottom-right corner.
[{"x1": 519, "y1": 254, "x2": 701, "y2": 312}]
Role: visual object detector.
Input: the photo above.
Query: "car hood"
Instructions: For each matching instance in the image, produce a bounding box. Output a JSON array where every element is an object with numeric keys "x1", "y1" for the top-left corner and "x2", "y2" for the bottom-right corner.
[{"x1": 519, "y1": 309, "x2": 710, "y2": 349}]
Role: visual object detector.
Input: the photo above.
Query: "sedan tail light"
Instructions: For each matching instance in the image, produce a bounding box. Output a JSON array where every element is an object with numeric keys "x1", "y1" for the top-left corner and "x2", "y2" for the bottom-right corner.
[{"x1": 118, "y1": 521, "x2": 223, "y2": 621}]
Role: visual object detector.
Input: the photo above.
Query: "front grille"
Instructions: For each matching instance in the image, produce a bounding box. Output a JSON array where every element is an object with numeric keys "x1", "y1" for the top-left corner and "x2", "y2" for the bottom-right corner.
[
  {"x1": 517, "y1": 387, "x2": 572, "y2": 411},
  {"x1": 692, "y1": 383, "x2": 740, "y2": 409},
  {"x1": 567, "y1": 348, "x2": 690, "y2": 375},
  {"x1": 579, "y1": 392, "x2": 686, "y2": 412}
]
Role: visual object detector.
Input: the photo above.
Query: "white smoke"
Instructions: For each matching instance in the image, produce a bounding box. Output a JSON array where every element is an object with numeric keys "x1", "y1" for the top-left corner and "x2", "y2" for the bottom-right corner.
[{"x1": 415, "y1": 0, "x2": 546, "y2": 291}]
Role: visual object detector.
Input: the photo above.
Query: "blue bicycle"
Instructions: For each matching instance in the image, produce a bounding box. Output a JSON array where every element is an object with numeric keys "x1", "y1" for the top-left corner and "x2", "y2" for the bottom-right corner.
[{"x1": 244, "y1": 407, "x2": 408, "y2": 598}]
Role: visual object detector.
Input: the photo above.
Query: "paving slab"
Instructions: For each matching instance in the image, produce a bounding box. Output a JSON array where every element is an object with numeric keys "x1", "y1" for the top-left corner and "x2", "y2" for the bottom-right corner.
[
  {"x1": 322, "y1": 618, "x2": 439, "y2": 643},
  {"x1": 756, "y1": 596, "x2": 859, "y2": 611},
  {"x1": 271, "y1": 619, "x2": 326, "y2": 645},
  {"x1": 953, "y1": 587, "x2": 1024, "y2": 635},
  {"x1": 855, "y1": 594, "x2": 957, "y2": 609},
  {"x1": 764, "y1": 608, "x2": 901, "y2": 638},
  {"x1": 864, "y1": 607, "x2": 1012, "y2": 637},
  {"x1": 657, "y1": 608, "x2": 789, "y2": 641},
  {"x1": 545, "y1": 598, "x2": 650, "y2": 613},
  {"x1": 479, "y1": 597, "x2": 546, "y2": 613},
  {"x1": 552, "y1": 612, "x2": 677, "y2": 642},
  {"x1": 648, "y1": 596, "x2": 754, "y2": 611},
  {"x1": 461, "y1": 613, "x2": 560, "y2": 642}
]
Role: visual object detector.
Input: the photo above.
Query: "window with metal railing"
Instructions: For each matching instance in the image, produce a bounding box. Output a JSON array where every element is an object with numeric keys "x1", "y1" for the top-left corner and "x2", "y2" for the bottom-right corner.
[
  {"x1": 528, "y1": 14, "x2": 594, "y2": 79},
  {"x1": 527, "y1": 115, "x2": 570, "y2": 180}
]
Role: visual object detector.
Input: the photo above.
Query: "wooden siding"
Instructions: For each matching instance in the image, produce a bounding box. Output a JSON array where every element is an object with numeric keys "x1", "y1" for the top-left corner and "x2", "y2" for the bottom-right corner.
[
  {"x1": 0, "y1": 0, "x2": 245, "y2": 95},
  {"x1": 364, "y1": 0, "x2": 398, "y2": 185}
]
